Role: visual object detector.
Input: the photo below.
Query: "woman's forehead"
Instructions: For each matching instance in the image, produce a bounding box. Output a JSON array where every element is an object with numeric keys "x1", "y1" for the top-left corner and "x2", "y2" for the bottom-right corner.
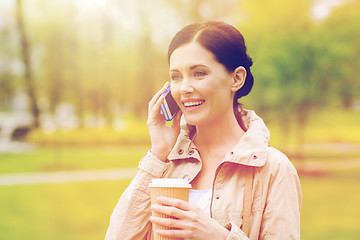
[{"x1": 169, "y1": 42, "x2": 218, "y2": 70}]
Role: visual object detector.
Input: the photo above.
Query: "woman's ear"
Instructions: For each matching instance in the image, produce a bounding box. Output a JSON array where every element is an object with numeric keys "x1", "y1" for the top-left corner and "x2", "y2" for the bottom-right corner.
[{"x1": 231, "y1": 66, "x2": 246, "y2": 92}]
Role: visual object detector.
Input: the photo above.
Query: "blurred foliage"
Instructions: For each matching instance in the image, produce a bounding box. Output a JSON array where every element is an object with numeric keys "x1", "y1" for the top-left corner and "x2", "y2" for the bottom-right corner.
[
  {"x1": 22, "y1": 108, "x2": 360, "y2": 148},
  {"x1": 0, "y1": 108, "x2": 359, "y2": 175},
  {"x1": 26, "y1": 116, "x2": 150, "y2": 146},
  {"x1": 239, "y1": 0, "x2": 360, "y2": 147},
  {"x1": 0, "y1": 0, "x2": 360, "y2": 146}
]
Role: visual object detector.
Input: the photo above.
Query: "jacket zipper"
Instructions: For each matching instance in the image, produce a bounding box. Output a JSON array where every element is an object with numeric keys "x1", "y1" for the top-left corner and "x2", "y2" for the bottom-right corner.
[{"x1": 210, "y1": 161, "x2": 226, "y2": 218}]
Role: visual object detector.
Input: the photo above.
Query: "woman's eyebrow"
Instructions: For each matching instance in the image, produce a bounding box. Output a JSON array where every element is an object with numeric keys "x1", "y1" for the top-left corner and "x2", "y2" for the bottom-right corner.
[
  {"x1": 169, "y1": 64, "x2": 207, "y2": 73},
  {"x1": 189, "y1": 64, "x2": 207, "y2": 70}
]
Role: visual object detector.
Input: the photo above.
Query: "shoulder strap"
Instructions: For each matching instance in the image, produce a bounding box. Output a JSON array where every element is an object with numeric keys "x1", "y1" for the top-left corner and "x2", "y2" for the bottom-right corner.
[{"x1": 242, "y1": 166, "x2": 253, "y2": 237}]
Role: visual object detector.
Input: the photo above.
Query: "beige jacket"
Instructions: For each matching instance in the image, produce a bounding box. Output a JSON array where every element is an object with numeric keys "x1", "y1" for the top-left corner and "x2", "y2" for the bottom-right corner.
[{"x1": 105, "y1": 110, "x2": 302, "y2": 240}]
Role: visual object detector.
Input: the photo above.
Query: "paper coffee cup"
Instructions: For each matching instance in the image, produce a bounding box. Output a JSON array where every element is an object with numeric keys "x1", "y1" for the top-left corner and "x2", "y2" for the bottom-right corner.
[{"x1": 149, "y1": 178, "x2": 192, "y2": 240}]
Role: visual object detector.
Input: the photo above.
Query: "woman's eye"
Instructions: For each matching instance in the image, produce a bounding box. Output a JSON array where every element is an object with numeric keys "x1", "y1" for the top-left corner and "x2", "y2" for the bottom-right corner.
[
  {"x1": 194, "y1": 71, "x2": 206, "y2": 78},
  {"x1": 171, "y1": 74, "x2": 181, "y2": 81}
]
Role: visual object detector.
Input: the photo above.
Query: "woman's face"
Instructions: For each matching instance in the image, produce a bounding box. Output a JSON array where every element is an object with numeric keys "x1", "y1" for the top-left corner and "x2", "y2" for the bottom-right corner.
[{"x1": 169, "y1": 42, "x2": 235, "y2": 126}]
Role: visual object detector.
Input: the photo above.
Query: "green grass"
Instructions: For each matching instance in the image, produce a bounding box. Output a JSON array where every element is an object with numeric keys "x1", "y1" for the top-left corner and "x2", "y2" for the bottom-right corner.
[
  {"x1": 0, "y1": 179, "x2": 131, "y2": 240},
  {"x1": 1, "y1": 142, "x2": 358, "y2": 175},
  {"x1": 0, "y1": 145, "x2": 149, "y2": 174},
  {"x1": 0, "y1": 175, "x2": 360, "y2": 240},
  {"x1": 300, "y1": 174, "x2": 360, "y2": 240}
]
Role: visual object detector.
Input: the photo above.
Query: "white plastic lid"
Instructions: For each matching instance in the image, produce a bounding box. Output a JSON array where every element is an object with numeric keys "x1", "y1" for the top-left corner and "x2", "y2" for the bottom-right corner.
[{"x1": 149, "y1": 178, "x2": 192, "y2": 188}]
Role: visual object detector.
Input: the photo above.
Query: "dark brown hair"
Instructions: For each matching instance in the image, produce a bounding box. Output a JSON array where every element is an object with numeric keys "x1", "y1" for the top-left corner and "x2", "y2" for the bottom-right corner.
[{"x1": 168, "y1": 21, "x2": 253, "y2": 131}]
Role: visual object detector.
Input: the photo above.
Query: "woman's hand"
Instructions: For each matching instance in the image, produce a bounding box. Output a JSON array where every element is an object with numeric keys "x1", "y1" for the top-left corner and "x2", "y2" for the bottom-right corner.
[
  {"x1": 149, "y1": 197, "x2": 229, "y2": 240},
  {"x1": 147, "y1": 82, "x2": 182, "y2": 162}
]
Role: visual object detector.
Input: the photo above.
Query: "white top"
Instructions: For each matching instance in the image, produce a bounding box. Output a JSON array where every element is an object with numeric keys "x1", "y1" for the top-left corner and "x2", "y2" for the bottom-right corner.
[
  {"x1": 185, "y1": 189, "x2": 212, "y2": 240},
  {"x1": 188, "y1": 188, "x2": 212, "y2": 217}
]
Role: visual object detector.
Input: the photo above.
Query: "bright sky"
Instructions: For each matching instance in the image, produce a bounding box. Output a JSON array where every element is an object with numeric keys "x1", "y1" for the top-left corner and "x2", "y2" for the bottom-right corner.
[
  {"x1": 0, "y1": 0, "x2": 351, "y2": 27},
  {"x1": 69, "y1": 0, "x2": 352, "y2": 47},
  {"x1": 0, "y1": 0, "x2": 353, "y2": 44},
  {"x1": 311, "y1": 0, "x2": 354, "y2": 21}
]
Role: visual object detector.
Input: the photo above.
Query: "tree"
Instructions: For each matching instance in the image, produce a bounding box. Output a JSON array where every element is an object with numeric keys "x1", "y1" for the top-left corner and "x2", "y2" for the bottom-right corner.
[
  {"x1": 16, "y1": 0, "x2": 40, "y2": 127},
  {"x1": 320, "y1": 0, "x2": 360, "y2": 109},
  {"x1": 0, "y1": 25, "x2": 15, "y2": 110},
  {"x1": 236, "y1": 0, "x2": 341, "y2": 153}
]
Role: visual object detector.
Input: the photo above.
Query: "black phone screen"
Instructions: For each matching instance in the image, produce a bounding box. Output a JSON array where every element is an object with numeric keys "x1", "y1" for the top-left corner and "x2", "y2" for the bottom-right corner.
[{"x1": 165, "y1": 91, "x2": 180, "y2": 116}]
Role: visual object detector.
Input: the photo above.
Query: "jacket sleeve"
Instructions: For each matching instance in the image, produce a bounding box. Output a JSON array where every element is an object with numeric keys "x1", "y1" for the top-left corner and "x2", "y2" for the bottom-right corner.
[
  {"x1": 105, "y1": 151, "x2": 171, "y2": 240},
  {"x1": 225, "y1": 222, "x2": 250, "y2": 240},
  {"x1": 259, "y1": 151, "x2": 302, "y2": 240}
]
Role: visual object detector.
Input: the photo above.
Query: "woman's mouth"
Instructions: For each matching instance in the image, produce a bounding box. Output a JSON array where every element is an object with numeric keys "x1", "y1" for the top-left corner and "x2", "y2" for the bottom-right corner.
[{"x1": 182, "y1": 100, "x2": 205, "y2": 112}]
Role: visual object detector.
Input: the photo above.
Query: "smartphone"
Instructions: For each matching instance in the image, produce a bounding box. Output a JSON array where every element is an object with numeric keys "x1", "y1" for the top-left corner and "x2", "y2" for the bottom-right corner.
[{"x1": 160, "y1": 86, "x2": 180, "y2": 121}]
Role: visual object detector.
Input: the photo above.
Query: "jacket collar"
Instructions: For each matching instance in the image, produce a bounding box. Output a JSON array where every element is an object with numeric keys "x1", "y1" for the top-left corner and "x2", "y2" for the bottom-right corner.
[{"x1": 167, "y1": 110, "x2": 269, "y2": 167}]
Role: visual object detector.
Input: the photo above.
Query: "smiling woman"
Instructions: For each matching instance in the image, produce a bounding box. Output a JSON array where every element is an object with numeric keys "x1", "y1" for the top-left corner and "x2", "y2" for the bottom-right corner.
[
  {"x1": 105, "y1": 21, "x2": 302, "y2": 240},
  {"x1": 167, "y1": 22, "x2": 254, "y2": 134},
  {"x1": 169, "y1": 41, "x2": 244, "y2": 129}
]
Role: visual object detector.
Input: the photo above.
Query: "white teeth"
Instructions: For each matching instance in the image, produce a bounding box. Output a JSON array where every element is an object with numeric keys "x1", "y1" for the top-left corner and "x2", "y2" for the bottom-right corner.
[{"x1": 184, "y1": 101, "x2": 204, "y2": 107}]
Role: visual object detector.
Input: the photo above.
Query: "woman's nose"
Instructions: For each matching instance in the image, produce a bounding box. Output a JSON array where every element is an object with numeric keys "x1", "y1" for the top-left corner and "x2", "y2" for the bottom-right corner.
[{"x1": 180, "y1": 78, "x2": 194, "y2": 95}]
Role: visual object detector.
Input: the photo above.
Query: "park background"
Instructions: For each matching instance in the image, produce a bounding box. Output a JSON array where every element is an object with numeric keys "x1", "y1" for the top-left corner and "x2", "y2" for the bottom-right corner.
[{"x1": 0, "y1": 0, "x2": 360, "y2": 239}]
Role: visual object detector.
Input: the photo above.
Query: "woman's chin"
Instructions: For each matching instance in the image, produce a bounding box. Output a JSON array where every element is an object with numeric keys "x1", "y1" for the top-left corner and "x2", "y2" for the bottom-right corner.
[{"x1": 183, "y1": 114, "x2": 205, "y2": 126}]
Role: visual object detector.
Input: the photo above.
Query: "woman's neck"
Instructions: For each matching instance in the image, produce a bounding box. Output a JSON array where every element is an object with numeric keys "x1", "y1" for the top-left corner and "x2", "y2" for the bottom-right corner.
[
  {"x1": 189, "y1": 110, "x2": 245, "y2": 190},
  {"x1": 194, "y1": 111, "x2": 245, "y2": 155}
]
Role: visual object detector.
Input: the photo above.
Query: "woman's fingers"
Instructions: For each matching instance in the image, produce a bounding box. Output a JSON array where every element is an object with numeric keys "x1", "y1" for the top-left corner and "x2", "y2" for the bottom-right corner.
[
  {"x1": 172, "y1": 110, "x2": 182, "y2": 128},
  {"x1": 150, "y1": 218, "x2": 190, "y2": 239},
  {"x1": 151, "y1": 205, "x2": 188, "y2": 221},
  {"x1": 147, "y1": 82, "x2": 181, "y2": 161},
  {"x1": 150, "y1": 197, "x2": 230, "y2": 240},
  {"x1": 151, "y1": 197, "x2": 197, "y2": 221},
  {"x1": 150, "y1": 197, "x2": 204, "y2": 239},
  {"x1": 148, "y1": 82, "x2": 169, "y2": 115},
  {"x1": 149, "y1": 204, "x2": 196, "y2": 238},
  {"x1": 149, "y1": 215, "x2": 189, "y2": 230},
  {"x1": 156, "y1": 196, "x2": 192, "y2": 211}
]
